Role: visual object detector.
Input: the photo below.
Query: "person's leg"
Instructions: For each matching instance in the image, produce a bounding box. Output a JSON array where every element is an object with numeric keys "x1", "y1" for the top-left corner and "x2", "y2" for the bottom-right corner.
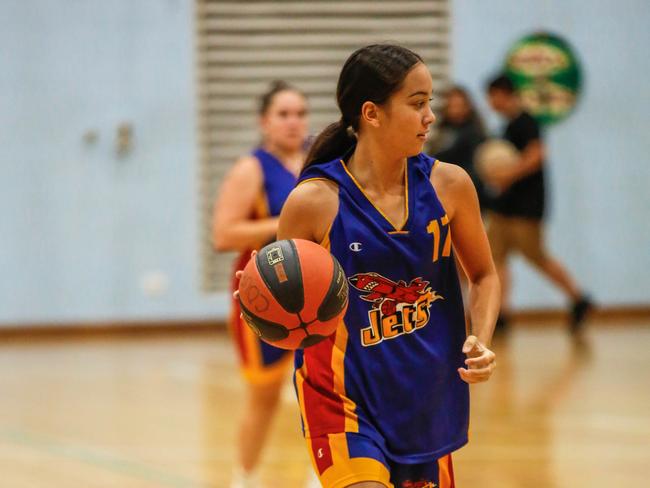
[
  {"x1": 497, "y1": 261, "x2": 511, "y2": 318},
  {"x1": 507, "y1": 218, "x2": 578, "y2": 297},
  {"x1": 511, "y1": 218, "x2": 593, "y2": 332},
  {"x1": 231, "y1": 307, "x2": 293, "y2": 487},
  {"x1": 537, "y1": 257, "x2": 581, "y2": 299},
  {"x1": 390, "y1": 453, "x2": 455, "y2": 488},
  {"x1": 306, "y1": 432, "x2": 392, "y2": 488},
  {"x1": 486, "y1": 212, "x2": 512, "y2": 332},
  {"x1": 237, "y1": 378, "x2": 284, "y2": 472}
]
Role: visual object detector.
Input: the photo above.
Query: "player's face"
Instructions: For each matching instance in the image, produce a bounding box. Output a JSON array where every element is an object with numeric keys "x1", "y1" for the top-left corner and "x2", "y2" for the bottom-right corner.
[
  {"x1": 488, "y1": 89, "x2": 509, "y2": 115},
  {"x1": 260, "y1": 90, "x2": 309, "y2": 152},
  {"x1": 379, "y1": 63, "x2": 436, "y2": 157},
  {"x1": 446, "y1": 91, "x2": 471, "y2": 124}
]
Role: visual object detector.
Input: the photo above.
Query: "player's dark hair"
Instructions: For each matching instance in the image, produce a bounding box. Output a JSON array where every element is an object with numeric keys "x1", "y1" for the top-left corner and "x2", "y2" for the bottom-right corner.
[
  {"x1": 304, "y1": 44, "x2": 423, "y2": 169},
  {"x1": 259, "y1": 80, "x2": 305, "y2": 115},
  {"x1": 487, "y1": 74, "x2": 515, "y2": 94}
]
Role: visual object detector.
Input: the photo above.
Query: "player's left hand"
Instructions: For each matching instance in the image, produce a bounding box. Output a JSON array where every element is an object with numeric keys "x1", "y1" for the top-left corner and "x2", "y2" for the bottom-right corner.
[{"x1": 458, "y1": 335, "x2": 496, "y2": 384}]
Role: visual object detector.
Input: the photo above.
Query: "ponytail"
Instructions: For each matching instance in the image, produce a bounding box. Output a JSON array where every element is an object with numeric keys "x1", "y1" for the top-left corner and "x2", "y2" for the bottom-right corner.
[
  {"x1": 303, "y1": 44, "x2": 422, "y2": 172},
  {"x1": 303, "y1": 119, "x2": 355, "y2": 170}
]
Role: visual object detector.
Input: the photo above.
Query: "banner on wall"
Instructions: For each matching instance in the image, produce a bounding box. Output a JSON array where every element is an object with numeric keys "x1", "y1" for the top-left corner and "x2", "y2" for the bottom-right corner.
[{"x1": 505, "y1": 32, "x2": 582, "y2": 125}]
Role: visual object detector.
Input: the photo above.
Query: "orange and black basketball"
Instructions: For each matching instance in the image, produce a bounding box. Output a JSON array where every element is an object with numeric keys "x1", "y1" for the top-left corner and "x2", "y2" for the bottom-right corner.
[{"x1": 237, "y1": 239, "x2": 348, "y2": 350}]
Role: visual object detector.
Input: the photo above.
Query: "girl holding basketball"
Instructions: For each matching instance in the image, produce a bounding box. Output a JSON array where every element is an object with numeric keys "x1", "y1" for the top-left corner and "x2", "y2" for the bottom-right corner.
[
  {"x1": 212, "y1": 81, "x2": 310, "y2": 488},
  {"x1": 277, "y1": 45, "x2": 500, "y2": 487}
]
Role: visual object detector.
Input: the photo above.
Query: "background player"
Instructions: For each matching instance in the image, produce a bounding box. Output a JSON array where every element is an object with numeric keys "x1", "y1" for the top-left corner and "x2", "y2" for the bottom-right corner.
[
  {"x1": 276, "y1": 44, "x2": 500, "y2": 488},
  {"x1": 428, "y1": 85, "x2": 488, "y2": 209},
  {"x1": 484, "y1": 75, "x2": 592, "y2": 334},
  {"x1": 212, "y1": 81, "x2": 309, "y2": 488}
]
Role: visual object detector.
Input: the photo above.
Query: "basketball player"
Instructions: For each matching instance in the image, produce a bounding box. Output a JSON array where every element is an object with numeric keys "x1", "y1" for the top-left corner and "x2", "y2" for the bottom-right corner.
[
  {"x1": 277, "y1": 45, "x2": 500, "y2": 488},
  {"x1": 485, "y1": 75, "x2": 592, "y2": 334},
  {"x1": 212, "y1": 81, "x2": 310, "y2": 488}
]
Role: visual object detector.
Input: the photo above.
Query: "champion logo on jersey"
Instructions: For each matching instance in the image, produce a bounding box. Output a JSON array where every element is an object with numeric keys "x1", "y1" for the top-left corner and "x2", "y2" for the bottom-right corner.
[
  {"x1": 348, "y1": 272, "x2": 443, "y2": 347},
  {"x1": 349, "y1": 242, "x2": 363, "y2": 252}
]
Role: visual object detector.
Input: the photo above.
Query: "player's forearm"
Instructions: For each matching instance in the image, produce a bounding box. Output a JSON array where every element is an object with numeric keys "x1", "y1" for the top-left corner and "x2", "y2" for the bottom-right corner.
[
  {"x1": 468, "y1": 271, "x2": 500, "y2": 347},
  {"x1": 513, "y1": 143, "x2": 544, "y2": 179},
  {"x1": 213, "y1": 218, "x2": 279, "y2": 252},
  {"x1": 514, "y1": 157, "x2": 542, "y2": 180}
]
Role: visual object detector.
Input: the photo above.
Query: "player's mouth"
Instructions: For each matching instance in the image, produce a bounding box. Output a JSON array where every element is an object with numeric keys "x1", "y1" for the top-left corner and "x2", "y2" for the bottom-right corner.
[{"x1": 417, "y1": 131, "x2": 429, "y2": 140}]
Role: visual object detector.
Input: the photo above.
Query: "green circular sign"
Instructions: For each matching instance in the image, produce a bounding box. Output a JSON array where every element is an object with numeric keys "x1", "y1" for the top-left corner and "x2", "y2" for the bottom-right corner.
[{"x1": 505, "y1": 32, "x2": 582, "y2": 125}]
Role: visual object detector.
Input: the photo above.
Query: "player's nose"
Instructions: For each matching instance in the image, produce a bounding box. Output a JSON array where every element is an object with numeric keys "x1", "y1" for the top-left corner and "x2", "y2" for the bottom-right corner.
[{"x1": 423, "y1": 106, "x2": 436, "y2": 127}]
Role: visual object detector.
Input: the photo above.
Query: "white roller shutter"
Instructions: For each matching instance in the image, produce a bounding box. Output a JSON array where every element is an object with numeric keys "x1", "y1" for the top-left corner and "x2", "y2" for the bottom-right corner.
[{"x1": 196, "y1": 0, "x2": 450, "y2": 291}]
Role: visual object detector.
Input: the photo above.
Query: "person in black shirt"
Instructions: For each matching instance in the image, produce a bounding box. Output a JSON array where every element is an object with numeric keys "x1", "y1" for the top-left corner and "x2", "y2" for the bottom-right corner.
[
  {"x1": 429, "y1": 86, "x2": 488, "y2": 208},
  {"x1": 485, "y1": 75, "x2": 592, "y2": 334}
]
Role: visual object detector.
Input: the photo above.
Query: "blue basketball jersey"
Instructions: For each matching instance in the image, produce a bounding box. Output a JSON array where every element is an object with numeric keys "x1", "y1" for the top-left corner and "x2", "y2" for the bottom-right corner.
[
  {"x1": 294, "y1": 153, "x2": 469, "y2": 464},
  {"x1": 230, "y1": 148, "x2": 297, "y2": 373},
  {"x1": 252, "y1": 147, "x2": 297, "y2": 219}
]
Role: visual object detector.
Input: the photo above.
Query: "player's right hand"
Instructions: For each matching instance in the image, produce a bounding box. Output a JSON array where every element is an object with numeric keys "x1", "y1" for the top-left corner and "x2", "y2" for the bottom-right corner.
[{"x1": 457, "y1": 335, "x2": 496, "y2": 384}]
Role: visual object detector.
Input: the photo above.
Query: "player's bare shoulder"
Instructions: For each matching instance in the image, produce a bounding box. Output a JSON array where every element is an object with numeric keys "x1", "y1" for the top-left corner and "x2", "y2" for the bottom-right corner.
[
  {"x1": 278, "y1": 177, "x2": 339, "y2": 242},
  {"x1": 231, "y1": 154, "x2": 262, "y2": 178},
  {"x1": 221, "y1": 155, "x2": 264, "y2": 190},
  {"x1": 430, "y1": 161, "x2": 478, "y2": 219},
  {"x1": 290, "y1": 177, "x2": 339, "y2": 220}
]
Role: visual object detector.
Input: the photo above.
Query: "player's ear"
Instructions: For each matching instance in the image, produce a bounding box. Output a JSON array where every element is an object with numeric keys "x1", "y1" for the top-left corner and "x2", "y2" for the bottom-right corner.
[{"x1": 360, "y1": 101, "x2": 381, "y2": 129}]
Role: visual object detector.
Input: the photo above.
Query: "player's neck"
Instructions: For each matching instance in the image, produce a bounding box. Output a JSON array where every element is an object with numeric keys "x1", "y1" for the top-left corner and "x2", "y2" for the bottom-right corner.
[
  {"x1": 263, "y1": 142, "x2": 304, "y2": 174},
  {"x1": 348, "y1": 139, "x2": 406, "y2": 194}
]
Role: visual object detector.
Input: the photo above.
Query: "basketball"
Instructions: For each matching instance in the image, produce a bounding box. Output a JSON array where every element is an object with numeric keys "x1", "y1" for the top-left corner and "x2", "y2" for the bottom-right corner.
[
  {"x1": 474, "y1": 138, "x2": 520, "y2": 186},
  {"x1": 237, "y1": 239, "x2": 349, "y2": 350}
]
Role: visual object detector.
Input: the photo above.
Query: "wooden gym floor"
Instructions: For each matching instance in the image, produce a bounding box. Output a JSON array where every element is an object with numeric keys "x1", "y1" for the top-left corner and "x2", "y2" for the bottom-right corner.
[{"x1": 0, "y1": 320, "x2": 648, "y2": 487}]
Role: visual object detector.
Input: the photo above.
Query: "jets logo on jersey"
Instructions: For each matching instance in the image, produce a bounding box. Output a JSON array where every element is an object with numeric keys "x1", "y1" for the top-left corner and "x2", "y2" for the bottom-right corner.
[{"x1": 348, "y1": 272, "x2": 443, "y2": 347}]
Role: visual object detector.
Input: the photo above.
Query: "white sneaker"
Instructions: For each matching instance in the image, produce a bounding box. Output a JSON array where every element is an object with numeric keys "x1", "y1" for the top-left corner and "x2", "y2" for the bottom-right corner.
[{"x1": 230, "y1": 467, "x2": 261, "y2": 488}]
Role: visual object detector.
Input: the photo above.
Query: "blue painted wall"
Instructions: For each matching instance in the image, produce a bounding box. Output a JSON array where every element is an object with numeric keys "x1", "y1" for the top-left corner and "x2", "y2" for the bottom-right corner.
[
  {"x1": 1, "y1": 1, "x2": 648, "y2": 325},
  {"x1": 0, "y1": 1, "x2": 224, "y2": 325},
  {"x1": 451, "y1": 0, "x2": 650, "y2": 307}
]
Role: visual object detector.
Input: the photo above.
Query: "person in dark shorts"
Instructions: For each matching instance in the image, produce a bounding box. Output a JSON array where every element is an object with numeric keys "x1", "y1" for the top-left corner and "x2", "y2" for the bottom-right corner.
[{"x1": 485, "y1": 74, "x2": 592, "y2": 334}]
